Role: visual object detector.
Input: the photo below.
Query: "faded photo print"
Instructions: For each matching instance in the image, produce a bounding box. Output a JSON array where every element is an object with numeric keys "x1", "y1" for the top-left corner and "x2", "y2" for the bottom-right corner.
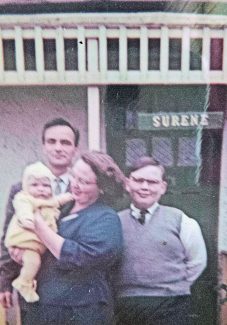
[{"x1": 0, "y1": 1, "x2": 226, "y2": 325}]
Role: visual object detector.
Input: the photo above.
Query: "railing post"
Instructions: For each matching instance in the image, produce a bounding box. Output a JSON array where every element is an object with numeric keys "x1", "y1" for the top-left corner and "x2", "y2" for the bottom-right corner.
[
  {"x1": 160, "y1": 26, "x2": 169, "y2": 81},
  {"x1": 223, "y1": 28, "x2": 227, "y2": 82},
  {"x1": 56, "y1": 27, "x2": 65, "y2": 82},
  {"x1": 15, "y1": 27, "x2": 24, "y2": 82},
  {"x1": 119, "y1": 26, "x2": 127, "y2": 80},
  {"x1": 202, "y1": 27, "x2": 210, "y2": 83},
  {"x1": 182, "y1": 27, "x2": 190, "y2": 80},
  {"x1": 99, "y1": 25, "x2": 107, "y2": 80},
  {"x1": 0, "y1": 28, "x2": 4, "y2": 82},
  {"x1": 35, "y1": 27, "x2": 44, "y2": 82},
  {"x1": 140, "y1": 26, "x2": 148, "y2": 79},
  {"x1": 78, "y1": 27, "x2": 86, "y2": 82}
]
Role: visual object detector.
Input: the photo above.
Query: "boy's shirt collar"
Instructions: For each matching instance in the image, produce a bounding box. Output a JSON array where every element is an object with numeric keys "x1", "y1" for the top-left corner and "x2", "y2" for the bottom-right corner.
[{"x1": 130, "y1": 202, "x2": 159, "y2": 222}]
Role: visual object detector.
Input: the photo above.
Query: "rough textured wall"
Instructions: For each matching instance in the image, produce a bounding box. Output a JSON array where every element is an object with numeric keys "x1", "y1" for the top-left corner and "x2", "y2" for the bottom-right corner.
[{"x1": 0, "y1": 86, "x2": 87, "y2": 234}]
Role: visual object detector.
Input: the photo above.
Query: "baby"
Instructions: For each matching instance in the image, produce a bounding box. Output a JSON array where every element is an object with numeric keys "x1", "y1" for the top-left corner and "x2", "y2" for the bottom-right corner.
[{"x1": 5, "y1": 161, "x2": 73, "y2": 303}]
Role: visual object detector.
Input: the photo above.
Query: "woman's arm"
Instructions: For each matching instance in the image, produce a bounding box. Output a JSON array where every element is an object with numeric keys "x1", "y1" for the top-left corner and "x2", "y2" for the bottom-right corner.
[
  {"x1": 33, "y1": 208, "x2": 123, "y2": 271},
  {"x1": 58, "y1": 211, "x2": 123, "y2": 271},
  {"x1": 33, "y1": 212, "x2": 64, "y2": 259}
]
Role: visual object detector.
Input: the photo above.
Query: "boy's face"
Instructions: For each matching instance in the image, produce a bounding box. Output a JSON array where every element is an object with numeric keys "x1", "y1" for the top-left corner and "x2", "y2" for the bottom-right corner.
[
  {"x1": 126, "y1": 165, "x2": 167, "y2": 210},
  {"x1": 27, "y1": 176, "x2": 52, "y2": 199}
]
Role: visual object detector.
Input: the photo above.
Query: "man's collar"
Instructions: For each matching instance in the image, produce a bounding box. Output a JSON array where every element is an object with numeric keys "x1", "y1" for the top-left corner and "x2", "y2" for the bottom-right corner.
[{"x1": 57, "y1": 172, "x2": 69, "y2": 185}]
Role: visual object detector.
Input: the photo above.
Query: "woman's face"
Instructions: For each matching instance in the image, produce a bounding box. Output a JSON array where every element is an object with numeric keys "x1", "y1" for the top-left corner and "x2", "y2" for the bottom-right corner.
[{"x1": 70, "y1": 158, "x2": 100, "y2": 208}]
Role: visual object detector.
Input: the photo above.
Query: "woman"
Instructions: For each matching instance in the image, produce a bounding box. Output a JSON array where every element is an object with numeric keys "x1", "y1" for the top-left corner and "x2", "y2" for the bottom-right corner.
[{"x1": 19, "y1": 151, "x2": 125, "y2": 325}]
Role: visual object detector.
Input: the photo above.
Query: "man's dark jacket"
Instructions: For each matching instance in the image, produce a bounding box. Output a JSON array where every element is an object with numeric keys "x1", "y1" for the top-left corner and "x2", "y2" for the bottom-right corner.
[{"x1": 0, "y1": 183, "x2": 22, "y2": 292}]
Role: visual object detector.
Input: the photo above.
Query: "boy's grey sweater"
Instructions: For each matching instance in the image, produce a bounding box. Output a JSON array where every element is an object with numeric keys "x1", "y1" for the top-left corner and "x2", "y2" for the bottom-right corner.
[{"x1": 116, "y1": 205, "x2": 191, "y2": 297}]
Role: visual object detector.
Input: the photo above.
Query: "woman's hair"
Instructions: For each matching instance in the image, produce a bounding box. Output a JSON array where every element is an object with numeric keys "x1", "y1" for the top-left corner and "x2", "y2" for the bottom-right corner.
[{"x1": 81, "y1": 151, "x2": 126, "y2": 205}]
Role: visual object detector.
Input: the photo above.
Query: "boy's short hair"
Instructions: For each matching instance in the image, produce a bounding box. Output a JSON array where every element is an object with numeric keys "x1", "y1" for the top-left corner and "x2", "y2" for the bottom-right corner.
[{"x1": 129, "y1": 156, "x2": 166, "y2": 181}]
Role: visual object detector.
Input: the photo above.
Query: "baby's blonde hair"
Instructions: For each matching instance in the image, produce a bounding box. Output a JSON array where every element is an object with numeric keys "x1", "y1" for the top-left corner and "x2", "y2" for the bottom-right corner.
[{"x1": 22, "y1": 161, "x2": 54, "y2": 192}]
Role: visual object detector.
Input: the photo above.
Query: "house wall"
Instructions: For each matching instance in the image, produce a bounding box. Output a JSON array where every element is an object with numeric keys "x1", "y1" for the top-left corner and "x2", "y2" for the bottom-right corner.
[{"x1": 0, "y1": 86, "x2": 88, "y2": 235}]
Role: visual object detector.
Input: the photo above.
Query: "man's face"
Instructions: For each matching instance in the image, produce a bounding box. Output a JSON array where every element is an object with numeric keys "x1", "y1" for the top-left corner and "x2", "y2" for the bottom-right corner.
[
  {"x1": 126, "y1": 165, "x2": 167, "y2": 210},
  {"x1": 43, "y1": 125, "x2": 77, "y2": 170}
]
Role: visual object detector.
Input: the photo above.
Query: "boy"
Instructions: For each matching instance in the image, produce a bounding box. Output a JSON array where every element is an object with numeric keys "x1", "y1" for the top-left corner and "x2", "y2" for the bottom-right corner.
[{"x1": 115, "y1": 156, "x2": 207, "y2": 325}]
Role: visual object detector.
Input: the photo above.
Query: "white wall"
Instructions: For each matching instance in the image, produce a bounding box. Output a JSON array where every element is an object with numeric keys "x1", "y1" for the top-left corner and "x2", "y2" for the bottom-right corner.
[{"x1": 0, "y1": 86, "x2": 87, "y2": 235}]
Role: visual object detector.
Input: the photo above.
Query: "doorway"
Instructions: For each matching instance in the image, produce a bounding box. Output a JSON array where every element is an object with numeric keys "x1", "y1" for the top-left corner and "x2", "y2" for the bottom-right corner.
[{"x1": 105, "y1": 85, "x2": 224, "y2": 324}]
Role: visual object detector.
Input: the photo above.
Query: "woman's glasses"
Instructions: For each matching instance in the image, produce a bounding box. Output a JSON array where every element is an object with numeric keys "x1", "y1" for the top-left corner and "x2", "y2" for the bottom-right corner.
[{"x1": 69, "y1": 172, "x2": 97, "y2": 186}]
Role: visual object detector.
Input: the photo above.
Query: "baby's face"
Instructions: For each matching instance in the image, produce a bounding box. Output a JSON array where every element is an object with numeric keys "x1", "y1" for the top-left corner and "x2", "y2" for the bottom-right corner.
[{"x1": 27, "y1": 176, "x2": 52, "y2": 199}]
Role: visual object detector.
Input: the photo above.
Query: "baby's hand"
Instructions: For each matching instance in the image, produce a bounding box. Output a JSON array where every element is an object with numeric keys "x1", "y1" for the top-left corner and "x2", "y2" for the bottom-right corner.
[{"x1": 57, "y1": 193, "x2": 74, "y2": 206}]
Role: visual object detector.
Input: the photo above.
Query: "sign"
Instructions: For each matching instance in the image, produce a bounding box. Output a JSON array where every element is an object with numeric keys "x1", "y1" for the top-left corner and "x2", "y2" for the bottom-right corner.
[{"x1": 137, "y1": 112, "x2": 224, "y2": 130}]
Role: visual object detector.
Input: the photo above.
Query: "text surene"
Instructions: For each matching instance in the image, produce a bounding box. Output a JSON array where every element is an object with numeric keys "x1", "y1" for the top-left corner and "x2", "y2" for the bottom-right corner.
[{"x1": 152, "y1": 113, "x2": 209, "y2": 128}]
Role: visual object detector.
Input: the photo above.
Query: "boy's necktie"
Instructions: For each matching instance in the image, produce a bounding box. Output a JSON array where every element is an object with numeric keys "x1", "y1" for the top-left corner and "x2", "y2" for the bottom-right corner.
[{"x1": 138, "y1": 209, "x2": 148, "y2": 225}]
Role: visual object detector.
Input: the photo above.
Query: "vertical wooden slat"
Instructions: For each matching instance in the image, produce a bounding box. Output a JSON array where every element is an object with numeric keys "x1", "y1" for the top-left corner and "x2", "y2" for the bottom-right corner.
[
  {"x1": 182, "y1": 27, "x2": 190, "y2": 79},
  {"x1": 223, "y1": 28, "x2": 227, "y2": 82},
  {"x1": 140, "y1": 26, "x2": 148, "y2": 77},
  {"x1": 202, "y1": 27, "x2": 210, "y2": 81},
  {"x1": 15, "y1": 27, "x2": 24, "y2": 81},
  {"x1": 78, "y1": 27, "x2": 86, "y2": 79},
  {"x1": 87, "y1": 39, "x2": 98, "y2": 73},
  {"x1": 160, "y1": 26, "x2": 169, "y2": 79},
  {"x1": 119, "y1": 26, "x2": 127, "y2": 79},
  {"x1": 99, "y1": 25, "x2": 107, "y2": 79},
  {"x1": 56, "y1": 27, "x2": 65, "y2": 81},
  {"x1": 0, "y1": 29, "x2": 4, "y2": 82},
  {"x1": 35, "y1": 27, "x2": 44, "y2": 81},
  {"x1": 87, "y1": 87, "x2": 100, "y2": 150}
]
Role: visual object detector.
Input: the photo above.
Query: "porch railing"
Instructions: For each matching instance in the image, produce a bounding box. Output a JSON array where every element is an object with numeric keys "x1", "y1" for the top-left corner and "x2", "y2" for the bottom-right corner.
[{"x1": 0, "y1": 12, "x2": 226, "y2": 85}]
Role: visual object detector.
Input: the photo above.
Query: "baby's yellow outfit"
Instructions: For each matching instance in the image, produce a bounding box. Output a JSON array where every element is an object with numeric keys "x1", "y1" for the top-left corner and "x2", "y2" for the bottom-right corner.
[
  {"x1": 5, "y1": 192, "x2": 61, "y2": 252},
  {"x1": 4, "y1": 161, "x2": 72, "y2": 303}
]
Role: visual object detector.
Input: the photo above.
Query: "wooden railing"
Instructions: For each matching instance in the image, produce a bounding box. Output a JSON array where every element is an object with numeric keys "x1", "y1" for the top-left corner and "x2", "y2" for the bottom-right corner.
[{"x1": 0, "y1": 12, "x2": 226, "y2": 85}]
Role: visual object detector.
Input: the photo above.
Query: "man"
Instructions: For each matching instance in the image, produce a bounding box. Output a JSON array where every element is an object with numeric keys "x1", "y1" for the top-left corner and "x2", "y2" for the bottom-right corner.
[
  {"x1": 0, "y1": 118, "x2": 79, "y2": 315},
  {"x1": 115, "y1": 156, "x2": 207, "y2": 325}
]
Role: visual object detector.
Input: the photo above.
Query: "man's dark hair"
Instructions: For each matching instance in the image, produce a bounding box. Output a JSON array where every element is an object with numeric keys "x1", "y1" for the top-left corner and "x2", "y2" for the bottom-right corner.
[
  {"x1": 129, "y1": 156, "x2": 167, "y2": 181},
  {"x1": 42, "y1": 118, "x2": 80, "y2": 146}
]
